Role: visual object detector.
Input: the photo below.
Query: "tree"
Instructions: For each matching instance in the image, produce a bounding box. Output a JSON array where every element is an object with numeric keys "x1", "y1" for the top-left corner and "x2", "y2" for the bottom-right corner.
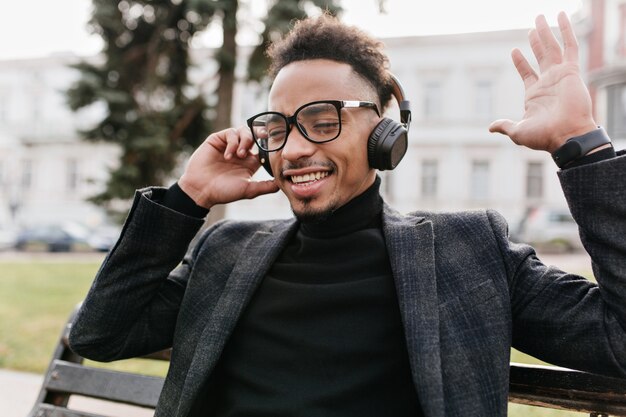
[
  {"x1": 247, "y1": 0, "x2": 342, "y2": 83},
  {"x1": 67, "y1": 0, "x2": 342, "y2": 214},
  {"x1": 67, "y1": 0, "x2": 220, "y2": 209}
]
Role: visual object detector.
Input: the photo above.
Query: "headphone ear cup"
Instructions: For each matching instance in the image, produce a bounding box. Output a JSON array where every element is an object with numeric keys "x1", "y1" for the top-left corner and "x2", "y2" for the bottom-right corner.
[{"x1": 367, "y1": 117, "x2": 408, "y2": 170}]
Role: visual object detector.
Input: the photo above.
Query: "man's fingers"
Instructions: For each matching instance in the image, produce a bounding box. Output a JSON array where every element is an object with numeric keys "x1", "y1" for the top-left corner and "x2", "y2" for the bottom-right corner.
[
  {"x1": 223, "y1": 128, "x2": 241, "y2": 160},
  {"x1": 558, "y1": 11, "x2": 579, "y2": 63},
  {"x1": 511, "y1": 48, "x2": 538, "y2": 89},
  {"x1": 221, "y1": 126, "x2": 256, "y2": 160},
  {"x1": 489, "y1": 119, "x2": 516, "y2": 137},
  {"x1": 236, "y1": 126, "x2": 255, "y2": 158},
  {"x1": 528, "y1": 28, "x2": 547, "y2": 72},
  {"x1": 244, "y1": 180, "x2": 280, "y2": 199},
  {"x1": 534, "y1": 14, "x2": 563, "y2": 70}
]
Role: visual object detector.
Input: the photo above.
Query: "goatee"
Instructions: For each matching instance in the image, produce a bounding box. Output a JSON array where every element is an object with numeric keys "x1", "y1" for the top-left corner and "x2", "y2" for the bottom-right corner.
[{"x1": 292, "y1": 200, "x2": 337, "y2": 224}]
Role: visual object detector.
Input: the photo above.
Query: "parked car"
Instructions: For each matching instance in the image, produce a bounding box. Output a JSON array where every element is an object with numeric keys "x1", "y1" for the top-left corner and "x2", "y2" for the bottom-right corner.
[
  {"x1": 0, "y1": 226, "x2": 18, "y2": 251},
  {"x1": 15, "y1": 223, "x2": 92, "y2": 252},
  {"x1": 512, "y1": 207, "x2": 583, "y2": 253},
  {"x1": 87, "y1": 224, "x2": 121, "y2": 252}
]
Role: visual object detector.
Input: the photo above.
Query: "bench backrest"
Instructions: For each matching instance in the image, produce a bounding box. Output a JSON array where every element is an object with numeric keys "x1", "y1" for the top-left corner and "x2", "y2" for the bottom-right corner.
[
  {"x1": 27, "y1": 309, "x2": 169, "y2": 417},
  {"x1": 29, "y1": 309, "x2": 626, "y2": 417}
]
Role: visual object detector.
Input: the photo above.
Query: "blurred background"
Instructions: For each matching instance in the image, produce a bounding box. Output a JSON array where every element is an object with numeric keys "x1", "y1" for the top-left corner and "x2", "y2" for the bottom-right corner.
[{"x1": 2, "y1": 0, "x2": 624, "y2": 253}]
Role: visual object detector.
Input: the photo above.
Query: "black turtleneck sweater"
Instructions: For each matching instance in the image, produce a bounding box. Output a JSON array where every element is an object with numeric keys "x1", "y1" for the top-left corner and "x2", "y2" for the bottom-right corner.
[{"x1": 205, "y1": 178, "x2": 422, "y2": 417}]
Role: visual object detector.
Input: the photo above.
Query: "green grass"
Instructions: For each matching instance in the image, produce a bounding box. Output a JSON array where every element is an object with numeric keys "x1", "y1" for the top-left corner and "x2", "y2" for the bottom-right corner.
[
  {"x1": 0, "y1": 259, "x2": 168, "y2": 377},
  {"x1": 0, "y1": 259, "x2": 591, "y2": 415},
  {"x1": 0, "y1": 261, "x2": 97, "y2": 372}
]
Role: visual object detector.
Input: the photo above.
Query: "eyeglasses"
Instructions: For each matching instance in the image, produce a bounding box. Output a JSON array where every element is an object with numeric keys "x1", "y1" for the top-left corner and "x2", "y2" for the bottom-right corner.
[{"x1": 246, "y1": 100, "x2": 380, "y2": 152}]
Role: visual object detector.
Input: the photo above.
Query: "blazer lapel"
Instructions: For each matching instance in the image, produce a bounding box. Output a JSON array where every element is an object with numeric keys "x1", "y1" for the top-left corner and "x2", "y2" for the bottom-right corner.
[
  {"x1": 383, "y1": 206, "x2": 444, "y2": 417},
  {"x1": 177, "y1": 219, "x2": 298, "y2": 416}
]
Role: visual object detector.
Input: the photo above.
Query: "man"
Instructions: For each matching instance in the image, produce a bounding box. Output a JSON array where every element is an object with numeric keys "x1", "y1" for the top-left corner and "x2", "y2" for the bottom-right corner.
[{"x1": 69, "y1": 11, "x2": 626, "y2": 417}]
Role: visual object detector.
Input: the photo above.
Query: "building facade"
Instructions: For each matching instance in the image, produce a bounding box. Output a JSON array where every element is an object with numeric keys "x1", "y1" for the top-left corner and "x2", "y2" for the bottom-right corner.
[
  {"x1": 582, "y1": 0, "x2": 626, "y2": 143},
  {"x1": 0, "y1": 55, "x2": 119, "y2": 230},
  {"x1": 0, "y1": 12, "x2": 622, "y2": 232}
]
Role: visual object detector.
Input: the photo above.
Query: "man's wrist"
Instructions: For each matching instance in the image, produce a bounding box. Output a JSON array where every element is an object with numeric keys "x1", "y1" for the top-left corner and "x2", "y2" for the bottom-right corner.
[
  {"x1": 551, "y1": 127, "x2": 612, "y2": 168},
  {"x1": 162, "y1": 183, "x2": 209, "y2": 218}
]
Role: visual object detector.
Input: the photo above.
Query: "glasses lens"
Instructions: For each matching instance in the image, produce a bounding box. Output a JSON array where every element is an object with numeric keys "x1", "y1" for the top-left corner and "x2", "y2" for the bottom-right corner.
[
  {"x1": 250, "y1": 113, "x2": 287, "y2": 151},
  {"x1": 296, "y1": 102, "x2": 341, "y2": 142}
]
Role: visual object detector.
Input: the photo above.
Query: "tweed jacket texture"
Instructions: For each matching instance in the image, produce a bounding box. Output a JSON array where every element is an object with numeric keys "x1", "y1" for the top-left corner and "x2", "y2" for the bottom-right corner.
[{"x1": 70, "y1": 153, "x2": 626, "y2": 417}]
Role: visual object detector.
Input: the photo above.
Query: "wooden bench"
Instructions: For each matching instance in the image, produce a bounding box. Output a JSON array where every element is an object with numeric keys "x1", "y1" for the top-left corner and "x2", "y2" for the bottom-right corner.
[
  {"x1": 27, "y1": 308, "x2": 169, "y2": 417},
  {"x1": 29, "y1": 308, "x2": 626, "y2": 417}
]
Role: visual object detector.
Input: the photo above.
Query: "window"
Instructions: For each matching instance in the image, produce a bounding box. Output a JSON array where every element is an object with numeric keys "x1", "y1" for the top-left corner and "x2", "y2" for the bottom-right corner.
[
  {"x1": 21, "y1": 160, "x2": 33, "y2": 189},
  {"x1": 30, "y1": 71, "x2": 42, "y2": 122},
  {"x1": 421, "y1": 160, "x2": 438, "y2": 198},
  {"x1": 470, "y1": 160, "x2": 490, "y2": 201},
  {"x1": 423, "y1": 81, "x2": 442, "y2": 119},
  {"x1": 474, "y1": 80, "x2": 493, "y2": 119},
  {"x1": 526, "y1": 162, "x2": 543, "y2": 199},
  {"x1": 607, "y1": 83, "x2": 626, "y2": 139},
  {"x1": 0, "y1": 90, "x2": 8, "y2": 122},
  {"x1": 31, "y1": 96, "x2": 41, "y2": 122},
  {"x1": 67, "y1": 159, "x2": 79, "y2": 191}
]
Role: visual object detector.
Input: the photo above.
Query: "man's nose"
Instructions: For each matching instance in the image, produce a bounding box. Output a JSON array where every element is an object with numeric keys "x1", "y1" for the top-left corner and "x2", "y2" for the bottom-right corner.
[{"x1": 280, "y1": 124, "x2": 317, "y2": 161}]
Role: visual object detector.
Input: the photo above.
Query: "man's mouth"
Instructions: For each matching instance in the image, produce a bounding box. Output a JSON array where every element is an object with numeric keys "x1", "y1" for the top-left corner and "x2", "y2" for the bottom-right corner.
[{"x1": 290, "y1": 171, "x2": 330, "y2": 184}]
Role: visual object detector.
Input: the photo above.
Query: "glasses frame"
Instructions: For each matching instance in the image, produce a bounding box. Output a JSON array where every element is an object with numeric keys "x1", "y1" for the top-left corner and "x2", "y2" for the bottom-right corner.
[{"x1": 246, "y1": 100, "x2": 380, "y2": 152}]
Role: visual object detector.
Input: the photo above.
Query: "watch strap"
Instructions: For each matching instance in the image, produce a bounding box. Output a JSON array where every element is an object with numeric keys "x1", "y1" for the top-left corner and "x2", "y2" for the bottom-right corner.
[{"x1": 551, "y1": 127, "x2": 611, "y2": 168}]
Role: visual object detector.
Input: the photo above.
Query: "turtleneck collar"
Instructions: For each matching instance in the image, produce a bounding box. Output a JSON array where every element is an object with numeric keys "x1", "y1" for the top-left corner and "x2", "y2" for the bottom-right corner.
[{"x1": 299, "y1": 176, "x2": 383, "y2": 238}]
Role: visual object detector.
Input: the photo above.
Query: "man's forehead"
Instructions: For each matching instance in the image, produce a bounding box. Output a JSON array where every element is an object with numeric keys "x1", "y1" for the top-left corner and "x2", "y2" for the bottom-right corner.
[{"x1": 267, "y1": 59, "x2": 376, "y2": 111}]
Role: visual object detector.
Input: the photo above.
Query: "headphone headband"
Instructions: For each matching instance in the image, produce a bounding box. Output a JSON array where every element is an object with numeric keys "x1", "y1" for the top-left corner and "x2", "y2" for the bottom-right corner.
[{"x1": 389, "y1": 73, "x2": 412, "y2": 130}]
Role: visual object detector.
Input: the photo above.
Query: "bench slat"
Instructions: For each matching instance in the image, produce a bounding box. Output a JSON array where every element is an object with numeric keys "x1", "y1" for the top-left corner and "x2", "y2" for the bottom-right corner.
[
  {"x1": 509, "y1": 363, "x2": 626, "y2": 415},
  {"x1": 31, "y1": 403, "x2": 108, "y2": 417},
  {"x1": 44, "y1": 360, "x2": 164, "y2": 408}
]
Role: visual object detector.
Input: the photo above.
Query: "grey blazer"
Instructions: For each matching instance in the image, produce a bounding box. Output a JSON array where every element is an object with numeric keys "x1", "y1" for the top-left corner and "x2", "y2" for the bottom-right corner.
[{"x1": 69, "y1": 153, "x2": 626, "y2": 417}]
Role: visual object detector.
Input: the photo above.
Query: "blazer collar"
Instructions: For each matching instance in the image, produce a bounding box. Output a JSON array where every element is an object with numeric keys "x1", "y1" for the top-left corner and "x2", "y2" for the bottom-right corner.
[
  {"x1": 177, "y1": 218, "x2": 298, "y2": 416},
  {"x1": 383, "y1": 205, "x2": 444, "y2": 417}
]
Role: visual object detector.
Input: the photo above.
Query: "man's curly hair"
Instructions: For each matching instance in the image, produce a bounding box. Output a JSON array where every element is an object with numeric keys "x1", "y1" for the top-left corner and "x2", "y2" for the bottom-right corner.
[{"x1": 267, "y1": 13, "x2": 395, "y2": 108}]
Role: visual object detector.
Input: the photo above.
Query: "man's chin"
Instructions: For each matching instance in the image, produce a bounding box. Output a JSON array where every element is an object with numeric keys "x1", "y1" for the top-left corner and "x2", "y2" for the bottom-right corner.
[{"x1": 291, "y1": 200, "x2": 337, "y2": 224}]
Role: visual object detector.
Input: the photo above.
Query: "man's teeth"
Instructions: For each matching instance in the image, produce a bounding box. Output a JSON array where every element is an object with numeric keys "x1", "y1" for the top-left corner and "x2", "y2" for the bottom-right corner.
[{"x1": 291, "y1": 171, "x2": 329, "y2": 184}]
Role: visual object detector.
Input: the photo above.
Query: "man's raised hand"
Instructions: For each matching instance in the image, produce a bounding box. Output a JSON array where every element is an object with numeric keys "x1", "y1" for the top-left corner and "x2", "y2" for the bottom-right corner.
[
  {"x1": 489, "y1": 12, "x2": 597, "y2": 153},
  {"x1": 178, "y1": 126, "x2": 279, "y2": 209}
]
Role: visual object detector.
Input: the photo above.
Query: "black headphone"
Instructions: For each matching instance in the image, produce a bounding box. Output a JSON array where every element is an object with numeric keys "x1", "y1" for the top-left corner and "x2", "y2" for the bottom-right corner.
[{"x1": 258, "y1": 74, "x2": 411, "y2": 177}]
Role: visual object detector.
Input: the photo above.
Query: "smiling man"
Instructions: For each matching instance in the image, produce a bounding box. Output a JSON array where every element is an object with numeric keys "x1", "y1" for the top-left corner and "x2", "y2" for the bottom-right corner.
[
  {"x1": 69, "y1": 12, "x2": 626, "y2": 417},
  {"x1": 265, "y1": 60, "x2": 381, "y2": 221}
]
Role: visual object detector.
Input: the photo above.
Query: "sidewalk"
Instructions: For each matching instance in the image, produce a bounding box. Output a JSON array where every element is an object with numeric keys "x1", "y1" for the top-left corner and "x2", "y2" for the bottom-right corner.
[
  {"x1": 0, "y1": 369, "x2": 153, "y2": 417},
  {"x1": 0, "y1": 369, "x2": 41, "y2": 417}
]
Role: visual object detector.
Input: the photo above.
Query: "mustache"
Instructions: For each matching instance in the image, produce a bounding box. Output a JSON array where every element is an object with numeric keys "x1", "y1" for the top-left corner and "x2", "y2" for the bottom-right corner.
[{"x1": 279, "y1": 159, "x2": 336, "y2": 178}]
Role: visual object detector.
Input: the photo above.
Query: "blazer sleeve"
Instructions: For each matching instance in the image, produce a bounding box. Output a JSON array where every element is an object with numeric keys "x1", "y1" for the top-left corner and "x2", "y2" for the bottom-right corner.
[
  {"x1": 498, "y1": 152, "x2": 626, "y2": 378},
  {"x1": 68, "y1": 187, "x2": 206, "y2": 361}
]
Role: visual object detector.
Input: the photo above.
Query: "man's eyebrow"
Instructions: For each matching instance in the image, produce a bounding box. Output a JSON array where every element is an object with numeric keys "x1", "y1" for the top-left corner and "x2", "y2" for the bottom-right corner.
[
  {"x1": 299, "y1": 104, "x2": 337, "y2": 117},
  {"x1": 266, "y1": 113, "x2": 284, "y2": 123}
]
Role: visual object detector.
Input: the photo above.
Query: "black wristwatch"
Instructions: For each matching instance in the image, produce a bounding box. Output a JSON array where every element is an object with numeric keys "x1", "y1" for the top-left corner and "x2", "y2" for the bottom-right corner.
[{"x1": 551, "y1": 127, "x2": 612, "y2": 168}]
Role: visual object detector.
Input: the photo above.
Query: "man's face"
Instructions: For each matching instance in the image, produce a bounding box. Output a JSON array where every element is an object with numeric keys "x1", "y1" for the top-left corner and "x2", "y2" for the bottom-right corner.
[{"x1": 268, "y1": 59, "x2": 380, "y2": 222}]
